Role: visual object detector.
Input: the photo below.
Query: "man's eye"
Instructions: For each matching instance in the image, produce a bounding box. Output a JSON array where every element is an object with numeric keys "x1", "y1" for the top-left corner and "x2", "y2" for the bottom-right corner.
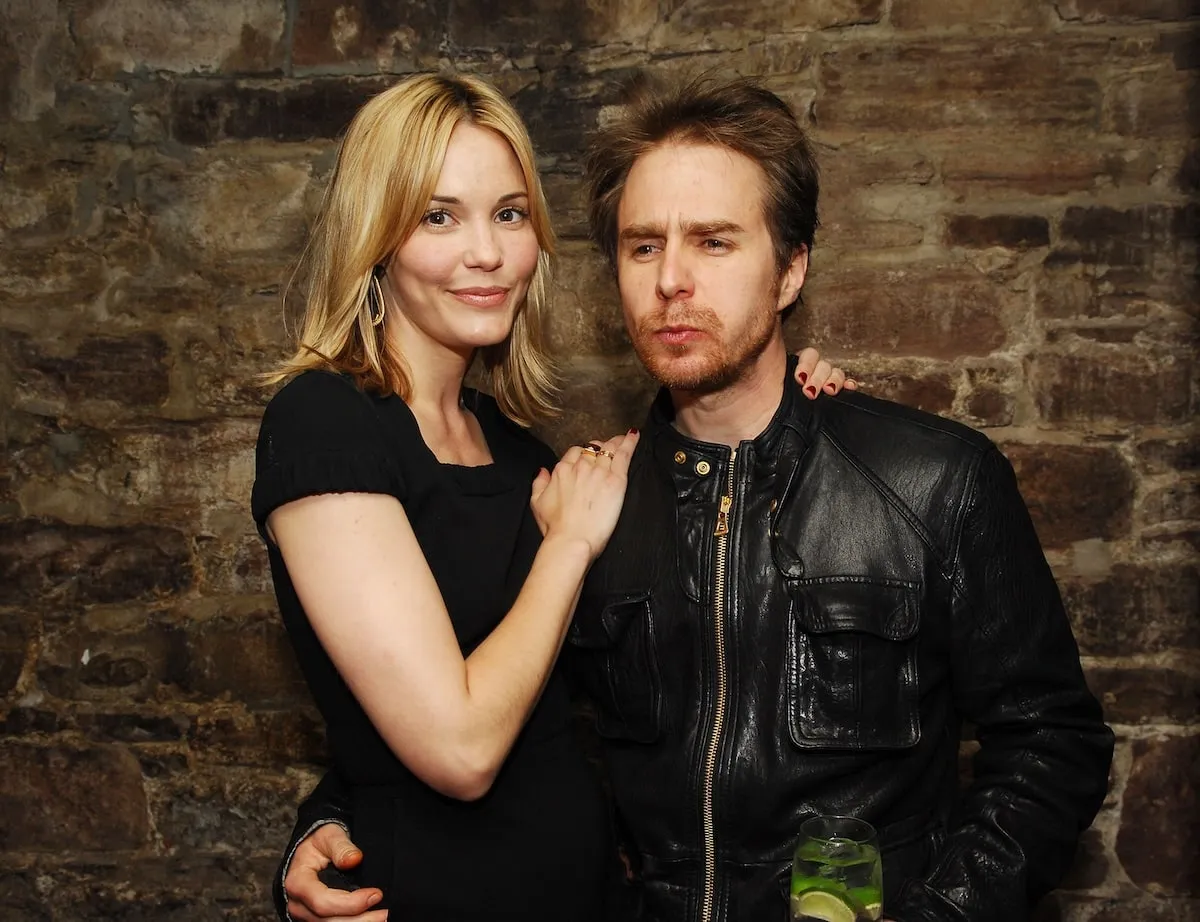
[
  {"x1": 703, "y1": 238, "x2": 727, "y2": 250},
  {"x1": 634, "y1": 244, "x2": 656, "y2": 256}
]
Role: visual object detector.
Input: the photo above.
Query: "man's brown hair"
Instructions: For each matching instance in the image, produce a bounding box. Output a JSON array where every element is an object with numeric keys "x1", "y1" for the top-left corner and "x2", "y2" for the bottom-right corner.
[{"x1": 585, "y1": 73, "x2": 820, "y2": 316}]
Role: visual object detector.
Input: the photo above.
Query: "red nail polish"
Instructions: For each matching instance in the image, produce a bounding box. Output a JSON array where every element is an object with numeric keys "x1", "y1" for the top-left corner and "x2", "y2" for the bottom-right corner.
[
  {"x1": 797, "y1": 371, "x2": 808, "y2": 384},
  {"x1": 805, "y1": 385, "x2": 816, "y2": 397},
  {"x1": 629, "y1": 428, "x2": 639, "y2": 435},
  {"x1": 824, "y1": 383, "x2": 836, "y2": 393}
]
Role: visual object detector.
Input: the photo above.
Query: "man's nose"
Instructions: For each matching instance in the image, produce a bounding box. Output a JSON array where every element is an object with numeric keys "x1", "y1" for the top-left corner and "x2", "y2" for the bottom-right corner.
[
  {"x1": 464, "y1": 221, "x2": 503, "y2": 270},
  {"x1": 655, "y1": 241, "x2": 693, "y2": 301}
]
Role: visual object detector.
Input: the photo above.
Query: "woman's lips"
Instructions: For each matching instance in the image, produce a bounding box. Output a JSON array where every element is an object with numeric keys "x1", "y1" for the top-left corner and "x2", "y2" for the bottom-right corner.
[{"x1": 449, "y1": 286, "x2": 510, "y2": 307}]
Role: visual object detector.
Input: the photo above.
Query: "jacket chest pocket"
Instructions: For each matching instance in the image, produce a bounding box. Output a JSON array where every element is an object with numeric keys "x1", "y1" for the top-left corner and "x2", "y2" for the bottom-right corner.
[
  {"x1": 567, "y1": 593, "x2": 664, "y2": 743},
  {"x1": 787, "y1": 579, "x2": 921, "y2": 750}
]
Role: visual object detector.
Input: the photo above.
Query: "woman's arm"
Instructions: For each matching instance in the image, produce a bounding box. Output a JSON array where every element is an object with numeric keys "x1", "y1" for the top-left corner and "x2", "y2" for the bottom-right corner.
[{"x1": 269, "y1": 433, "x2": 637, "y2": 802}]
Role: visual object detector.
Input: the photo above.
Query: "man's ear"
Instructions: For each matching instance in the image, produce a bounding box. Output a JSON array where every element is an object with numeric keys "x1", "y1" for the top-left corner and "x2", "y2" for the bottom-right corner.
[{"x1": 776, "y1": 246, "x2": 809, "y2": 313}]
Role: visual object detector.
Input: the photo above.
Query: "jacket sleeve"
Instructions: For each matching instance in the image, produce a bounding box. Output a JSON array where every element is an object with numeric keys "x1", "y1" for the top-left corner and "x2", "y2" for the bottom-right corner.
[
  {"x1": 890, "y1": 446, "x2": 1115, "y2": 922},
  {"x1": 272, "y1": 770, "x2": 355, "y2": 921}
]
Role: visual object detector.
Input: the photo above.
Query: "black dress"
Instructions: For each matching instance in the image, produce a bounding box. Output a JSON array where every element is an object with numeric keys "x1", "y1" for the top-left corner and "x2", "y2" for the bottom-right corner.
[{"x1": 251, "y1": 370, "x2": 609, "y2": 921}]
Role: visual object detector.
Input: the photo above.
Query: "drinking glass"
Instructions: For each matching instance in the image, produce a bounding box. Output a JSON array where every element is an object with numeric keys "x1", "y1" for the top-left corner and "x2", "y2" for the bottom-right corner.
[{"x1": 790, "y1": 815, "x2": 883, "y2": 922}]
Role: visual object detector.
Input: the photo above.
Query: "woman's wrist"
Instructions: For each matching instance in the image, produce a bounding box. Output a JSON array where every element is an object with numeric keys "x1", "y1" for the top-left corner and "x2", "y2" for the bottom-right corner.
[{"x1": 538, "y1": 531, "x2": 598, "y2": 565}]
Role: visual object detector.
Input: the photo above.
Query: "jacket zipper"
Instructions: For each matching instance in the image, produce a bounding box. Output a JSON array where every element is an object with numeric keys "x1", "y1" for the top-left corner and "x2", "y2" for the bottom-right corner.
[{"x1": 700, "y1": 448, "x2": 736, "y2": 922}]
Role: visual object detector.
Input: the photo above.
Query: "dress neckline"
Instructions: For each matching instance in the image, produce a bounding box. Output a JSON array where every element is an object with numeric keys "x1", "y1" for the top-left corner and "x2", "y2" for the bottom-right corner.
[{"x1": 382, "y1": 388, "x2": 526, "y2": 497}]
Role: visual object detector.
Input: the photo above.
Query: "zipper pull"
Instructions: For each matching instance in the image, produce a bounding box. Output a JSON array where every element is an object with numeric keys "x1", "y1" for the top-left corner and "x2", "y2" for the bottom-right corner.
[{"x1": 714, "y1": 494, "x2": 732, "y2": 537}]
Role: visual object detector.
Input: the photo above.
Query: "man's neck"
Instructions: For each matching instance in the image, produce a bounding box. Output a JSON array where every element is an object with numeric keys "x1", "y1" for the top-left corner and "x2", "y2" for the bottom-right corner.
[{"x1": 670, "y1": 338, "x2": 788, "y2": 449}]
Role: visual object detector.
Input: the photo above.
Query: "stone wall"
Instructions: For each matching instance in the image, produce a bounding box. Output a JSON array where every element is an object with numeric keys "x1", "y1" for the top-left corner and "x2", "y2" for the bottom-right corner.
[{"x1": 0, "y1": 0, "x2": 1196, "y2": 919}]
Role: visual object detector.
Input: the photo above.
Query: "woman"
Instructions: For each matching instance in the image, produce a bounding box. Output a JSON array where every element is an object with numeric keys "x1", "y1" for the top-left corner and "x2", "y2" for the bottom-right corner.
[{"x1": 253, "y1": 72, "x2": 851, "y2": 921}]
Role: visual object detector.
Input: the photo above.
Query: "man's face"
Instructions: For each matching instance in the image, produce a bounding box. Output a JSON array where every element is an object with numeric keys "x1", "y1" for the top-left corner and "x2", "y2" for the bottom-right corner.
[{"x1": 614, "y1": 141, "x2": 806, "y2": 393}]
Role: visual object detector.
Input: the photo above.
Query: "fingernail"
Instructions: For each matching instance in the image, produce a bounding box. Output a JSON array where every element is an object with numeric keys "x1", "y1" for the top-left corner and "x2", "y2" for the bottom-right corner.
[
  {"x1": 629, "y1": 428, "x2": 639, "y2": 435},
  {"x1": 824, "y1": 383, "x2": 836, "y2": 393},
  {"x1": 367, "y1": 892, "x2": 381, "y2": 907},
  {"x1": 805, "y1": 385, "x2": 817, "y2": 397},
  {"x1": 797, "y1": 371, "x2": 808, "y2": 384}
]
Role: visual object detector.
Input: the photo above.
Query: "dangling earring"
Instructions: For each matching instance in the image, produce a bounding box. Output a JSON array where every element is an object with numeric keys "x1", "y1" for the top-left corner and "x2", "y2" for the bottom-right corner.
[{"x1": 367, "y1": 267, "x2": 386, "y2": 327}]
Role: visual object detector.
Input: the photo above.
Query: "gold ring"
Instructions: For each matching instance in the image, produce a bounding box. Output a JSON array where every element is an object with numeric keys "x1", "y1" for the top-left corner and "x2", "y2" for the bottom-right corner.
[
  {"x1": 596, "y1": 449, "x2": 616, "y2": 459},
  {"x1": 578, "y1": 444, "x2": 601, "y2": 457}
]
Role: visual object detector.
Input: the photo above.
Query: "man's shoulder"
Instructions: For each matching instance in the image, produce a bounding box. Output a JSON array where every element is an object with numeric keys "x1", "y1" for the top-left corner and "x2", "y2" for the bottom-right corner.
[
  {"x1": 802, "y1": 389, "x2": 999, "y2": 539},
  {"x1": 811, "y1": 388, "x2": 994, "y2": 467}
]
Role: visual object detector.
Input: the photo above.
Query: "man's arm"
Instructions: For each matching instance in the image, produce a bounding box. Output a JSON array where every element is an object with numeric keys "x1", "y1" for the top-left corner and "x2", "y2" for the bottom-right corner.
[
  {"x1": 273, "y1": 771, "x2": 384, "y2": 922},
  {"x1": 890, "y1": 446, "x2": 1115, "y2": 922}
]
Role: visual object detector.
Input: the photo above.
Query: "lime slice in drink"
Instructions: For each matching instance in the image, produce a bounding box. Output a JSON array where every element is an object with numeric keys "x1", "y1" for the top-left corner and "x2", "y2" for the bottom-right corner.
[
  {"x1": 862, "y1": 902, "x2": 883, "y2": 920},
  {"x1": 793, "y1": 890, "x2": 856, "y2": 922}
]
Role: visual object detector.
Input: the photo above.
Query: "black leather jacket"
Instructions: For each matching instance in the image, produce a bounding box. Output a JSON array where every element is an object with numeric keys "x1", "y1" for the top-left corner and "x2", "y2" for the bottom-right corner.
[
  {"x1": 275, "y1": 364, "x2": 1112, "y2": 922},
  {"x1": 565, "y1": 368, "x2": 1113, "y2": 922}
]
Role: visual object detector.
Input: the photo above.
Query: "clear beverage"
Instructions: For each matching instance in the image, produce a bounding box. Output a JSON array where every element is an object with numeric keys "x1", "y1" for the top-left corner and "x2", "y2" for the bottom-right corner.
[{"x1": 790, "y1": 815, "x2": 883, "y2": 922}]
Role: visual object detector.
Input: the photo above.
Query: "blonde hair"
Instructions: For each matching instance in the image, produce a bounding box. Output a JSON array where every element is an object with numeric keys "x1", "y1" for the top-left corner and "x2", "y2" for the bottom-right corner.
[{"x1": 268, "y1": 73, "x2": 559, "y2": 426}]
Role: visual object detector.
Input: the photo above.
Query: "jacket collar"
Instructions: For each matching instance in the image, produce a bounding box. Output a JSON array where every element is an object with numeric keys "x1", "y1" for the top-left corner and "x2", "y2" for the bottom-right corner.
[{"x1": 643, "y1": 354, "x2": 815, "y2": 489}]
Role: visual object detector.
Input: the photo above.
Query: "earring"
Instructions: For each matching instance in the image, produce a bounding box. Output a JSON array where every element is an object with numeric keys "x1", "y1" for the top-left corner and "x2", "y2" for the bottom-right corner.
[{"x1": 367, "y1": 270, "x2": 386, "y2": 327}]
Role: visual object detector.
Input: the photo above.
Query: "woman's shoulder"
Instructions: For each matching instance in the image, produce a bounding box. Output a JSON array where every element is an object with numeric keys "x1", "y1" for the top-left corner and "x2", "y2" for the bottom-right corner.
[
  {"x1": 258, "y1": 370, "x2": 399, "y2": 463},
  {"x1": 252, "y1": 371, "x2": 408, "y2": 530},
  {"x1": 265, "y1": 369, "x2": 370, "y2": 417}
]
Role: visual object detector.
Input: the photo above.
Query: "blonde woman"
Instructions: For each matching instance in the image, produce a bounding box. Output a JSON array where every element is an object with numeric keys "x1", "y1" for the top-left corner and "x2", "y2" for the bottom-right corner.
[{"x1": 253, "y1": 73, "x2": 850, "y2": 921}]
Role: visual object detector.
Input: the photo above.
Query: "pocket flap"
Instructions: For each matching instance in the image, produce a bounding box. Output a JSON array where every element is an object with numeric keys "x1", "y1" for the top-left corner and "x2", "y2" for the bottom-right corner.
[
  {"x1": 568, "y1": 592, "x2": 652, "y2": 649},
  {"x1": 792, "y1": 579, "x2": 919, "y2": 641}
]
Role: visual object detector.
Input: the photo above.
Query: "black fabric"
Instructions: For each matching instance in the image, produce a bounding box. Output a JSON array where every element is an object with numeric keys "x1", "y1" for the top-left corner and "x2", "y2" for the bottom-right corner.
[{"x1": 252, "y1": 370, "x2": 608, "y2": 921}]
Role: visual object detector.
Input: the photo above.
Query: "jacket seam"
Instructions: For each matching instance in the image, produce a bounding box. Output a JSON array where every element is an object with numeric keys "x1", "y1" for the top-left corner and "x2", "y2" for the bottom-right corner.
[
  {"x1": 822, "y1": 429, "x2": 973, "y2": 584},
  {"x1": 947, "y1": 447, "x2": 989, "y2": 600}
]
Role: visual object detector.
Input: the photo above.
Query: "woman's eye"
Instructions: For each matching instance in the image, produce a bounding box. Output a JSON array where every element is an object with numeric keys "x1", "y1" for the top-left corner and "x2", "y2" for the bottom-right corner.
[
  {"x1": 423, "y1": 210, "x2": 451, "y2": 226},
  {"x1": 497, "y1": 207, "x2": 527, "y2": 223}
]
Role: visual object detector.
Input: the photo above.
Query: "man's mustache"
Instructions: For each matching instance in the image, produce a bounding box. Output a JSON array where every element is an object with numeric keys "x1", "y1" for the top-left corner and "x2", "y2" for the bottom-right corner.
[{"x1": 635, "y1": 304, "x2": 722, "y2": 336}]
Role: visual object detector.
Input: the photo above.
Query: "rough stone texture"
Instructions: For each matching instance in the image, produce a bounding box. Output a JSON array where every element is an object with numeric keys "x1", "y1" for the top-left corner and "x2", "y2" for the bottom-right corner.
[
  {"x1": 1062, "y1": 564, "x2": 1199, "y2": 656},
  {"x1": 0, "y1": 521, "x2": 192, "y2": 607},
  {"x1": 1116, "y1": 735, "x2": 1200, "y2": 896},
  {"x1": 74, "y1": 0, "x2": 287, "y2": 78},
  {"x1": 1057, "y1": 0, "x2": 1200, "y2": 24},
  {"x1": 1002, "y1": 443, "x2": 1134, "y2": 548},
  {"x1": 945, "y1": 214, "x2": 1051, "y2": 249},
  {"x1": 0, "y1": 742, "x2": 150, "y2": 850},
  {"x1": 1084, "y1": 663, "x2": 1199, "y2": 724},
  {"x1": 1, "y1": 0, "x2": 1195, "y2": 918},
  {"x1": 152, "y1": 768, "x2": 312, "y2": 854},
  {"x1": 802, "y1": 264, "x2": 1009, "y2": 359},
  {"x1": 1029, "y1": 350, "x2": 1193, "y2": 424}
]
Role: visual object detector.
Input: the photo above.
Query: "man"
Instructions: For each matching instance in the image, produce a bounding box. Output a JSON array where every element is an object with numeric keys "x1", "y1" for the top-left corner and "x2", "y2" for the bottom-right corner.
[{"x1": 275, "y1": 75, "x2": 1113, "y2": 922}]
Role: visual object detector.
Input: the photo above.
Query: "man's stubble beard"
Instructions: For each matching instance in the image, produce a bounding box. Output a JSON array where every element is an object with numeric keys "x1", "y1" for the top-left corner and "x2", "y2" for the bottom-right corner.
[{"x1": 630, "y1": 288, "x2": 782, "y2": 395}]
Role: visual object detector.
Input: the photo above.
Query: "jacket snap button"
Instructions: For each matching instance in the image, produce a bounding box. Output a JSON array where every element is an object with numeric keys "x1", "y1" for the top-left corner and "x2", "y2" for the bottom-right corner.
[
  {"x1": 674, "y1": 451, "x2": 687, "y2": 464},
  {"x1": 695, "y1": 460, "x2": 711, "y2": 475}
]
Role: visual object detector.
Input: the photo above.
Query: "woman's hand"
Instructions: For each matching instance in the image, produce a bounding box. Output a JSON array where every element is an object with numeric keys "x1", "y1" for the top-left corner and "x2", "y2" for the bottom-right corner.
[
  {"x1": 794, "y1": 346, "x2": 858, "y2": 398},
  {"x1": 530, "y1": 430, "x2": 639, "y2": 559}
]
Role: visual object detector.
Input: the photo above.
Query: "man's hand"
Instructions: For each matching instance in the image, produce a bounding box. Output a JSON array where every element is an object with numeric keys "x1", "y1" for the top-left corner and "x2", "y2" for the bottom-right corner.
[{"x1": 283, "y1": 824, "x2": 386, "y2": 922}]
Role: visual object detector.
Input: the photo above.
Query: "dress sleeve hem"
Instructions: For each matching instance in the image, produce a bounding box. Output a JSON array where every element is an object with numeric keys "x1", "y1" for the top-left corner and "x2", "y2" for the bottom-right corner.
[{"x1": 251, "y1": 450, "x2": 406, "y2": 541}]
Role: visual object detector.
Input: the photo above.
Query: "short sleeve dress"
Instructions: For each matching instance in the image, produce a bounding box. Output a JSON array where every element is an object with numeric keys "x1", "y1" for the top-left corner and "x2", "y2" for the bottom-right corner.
[{"x1": 251, "y1": 370, "x2": 609, "y2": 921}]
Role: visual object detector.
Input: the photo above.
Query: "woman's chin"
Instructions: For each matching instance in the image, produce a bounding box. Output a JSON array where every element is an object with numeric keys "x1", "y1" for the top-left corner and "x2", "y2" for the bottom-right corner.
[{"x1": 455, "y1": 319, "x2": 517, "y2": 350}]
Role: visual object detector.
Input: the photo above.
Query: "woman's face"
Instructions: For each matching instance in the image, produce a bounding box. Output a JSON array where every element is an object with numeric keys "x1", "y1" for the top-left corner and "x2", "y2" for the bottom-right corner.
[{"x1": 382, "y1": 121, "x2": 540, "y2": 356}]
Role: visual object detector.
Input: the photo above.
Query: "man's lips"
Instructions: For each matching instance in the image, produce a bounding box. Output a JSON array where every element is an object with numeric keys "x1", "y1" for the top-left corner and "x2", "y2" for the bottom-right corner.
[
  {"x1": 655, "y1": 325, "x2": 705, "y2": 344},
  {"x1": 449, "y1": 286, "x2": 510, "y2": 307}
]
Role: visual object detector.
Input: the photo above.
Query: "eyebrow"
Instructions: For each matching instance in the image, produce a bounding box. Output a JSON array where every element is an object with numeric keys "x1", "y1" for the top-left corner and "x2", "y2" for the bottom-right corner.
[
  {"x1": 619, "y1": 219, "x2": 746, "y2": 242},
  {"x1": 429, "y1": 191, "x2": 529, "y2": 205}
]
